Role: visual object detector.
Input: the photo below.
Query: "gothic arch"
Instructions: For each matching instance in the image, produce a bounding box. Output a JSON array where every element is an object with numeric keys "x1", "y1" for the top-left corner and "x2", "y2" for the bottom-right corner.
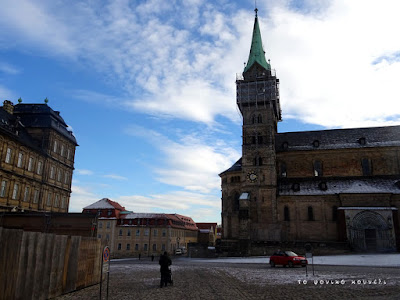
[{"x1": 352, "y1": 211, "x2": 388, "y2": 230}]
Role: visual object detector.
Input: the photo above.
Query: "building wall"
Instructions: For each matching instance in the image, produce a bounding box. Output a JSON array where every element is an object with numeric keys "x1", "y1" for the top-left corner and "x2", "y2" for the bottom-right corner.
[
  {"x1": 277, "y1": 147, "x2": 400, "y2": 178},
  {"x1": 96, "y1": 219, "x2": 198, "y2": 258}
]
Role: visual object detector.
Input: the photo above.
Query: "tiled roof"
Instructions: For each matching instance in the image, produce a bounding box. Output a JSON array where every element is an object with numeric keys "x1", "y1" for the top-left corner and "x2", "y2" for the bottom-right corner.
[
  {"x1": 13, "y1": 103, "x2": 78, "y2": 145},
  {"x1": 83, "y1": 198, "x2": 126, "y2": 211},
  {"x1": 0, "y1": 108, "x2": 43, "y2": 151},
  {"x1": 196, "y1": 223, "x2": 217, "y2": 230}
]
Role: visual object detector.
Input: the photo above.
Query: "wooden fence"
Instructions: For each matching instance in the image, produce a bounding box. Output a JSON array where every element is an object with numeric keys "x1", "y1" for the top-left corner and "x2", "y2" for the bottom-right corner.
[{"x1": 0, "y1": 228, "x2": 102, "y2": 299}]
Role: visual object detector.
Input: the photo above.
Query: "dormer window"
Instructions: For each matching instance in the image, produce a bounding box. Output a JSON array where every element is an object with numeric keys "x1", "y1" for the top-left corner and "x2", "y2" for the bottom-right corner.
[
  {"x1": 282, "y1": 142, "x2": 289, "y2": 150},
  {"x1": 358, "y1": 137, "x2": 366, "y2": 145},
  {"x1": 292, "y1": 183, "x2": 300, "y2": 192},
  {"x1": 319, "y1": 182, "x2": 328, "y2": 191},
  {"x1": 313, "y1": 140, "x2": 320, "y2": 148}
]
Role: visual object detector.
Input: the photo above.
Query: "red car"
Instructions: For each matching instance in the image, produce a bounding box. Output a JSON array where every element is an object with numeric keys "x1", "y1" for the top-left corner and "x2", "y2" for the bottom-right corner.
[{"x1": 269, "y1": 251, "x2": 308, "y2": 267}]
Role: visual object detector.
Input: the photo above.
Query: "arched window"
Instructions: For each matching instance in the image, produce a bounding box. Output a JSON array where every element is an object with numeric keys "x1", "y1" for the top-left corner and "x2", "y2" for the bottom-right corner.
[
  {"x1": 361, "y1": 158, "x2": 372, "y2": 176},
  {"x1": 234, "y1": 192, "x2": 240, "y2": 211},
  {"x1": 284, "y1": 206, "x2": 290, "y2": 221},
  {"x1": 252, "y1": 115, "x2": 256, "y2": 124},
  {"x1": 257, "y1": 114, "x2": 263, "y2": 123},
  {"x1": 257, "y1": 134, "x2": 263, "y2": 144},
  {"x1": 308, "y1": 206, "x2": 314, "y2": 221},
  {"x1": 279, "y1": 162, "x2": 287, "y2": 177},
  {"x1": 253, "y1": 156, "x2": 263, "y2": 166},
  {"x1": 313, "y1": 160, "x2": 323, "y2": 177},
  {"x1": 332, "y1": 206, "x2": 338, "y2": 221}
]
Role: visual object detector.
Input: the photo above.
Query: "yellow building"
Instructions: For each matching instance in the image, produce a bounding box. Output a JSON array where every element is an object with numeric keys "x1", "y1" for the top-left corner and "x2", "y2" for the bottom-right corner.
[
  {"x1": 83, "y1": 198, "x2": 198, "y2": 258},
  {"x1": 0, "y1": 100, "x2": 77, "y2": 213}
]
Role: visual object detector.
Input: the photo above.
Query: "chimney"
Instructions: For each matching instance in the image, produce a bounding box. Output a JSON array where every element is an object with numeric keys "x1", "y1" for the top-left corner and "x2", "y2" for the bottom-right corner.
[{"x1": 2, "y1": 100, "x2": 14, "y2": 115}]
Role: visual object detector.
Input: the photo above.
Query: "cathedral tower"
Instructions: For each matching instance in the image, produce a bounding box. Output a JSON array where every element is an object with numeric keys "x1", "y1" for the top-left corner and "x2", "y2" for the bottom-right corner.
[{"x1": 220, "y1": 9, "x2": 282, "y2": 253}]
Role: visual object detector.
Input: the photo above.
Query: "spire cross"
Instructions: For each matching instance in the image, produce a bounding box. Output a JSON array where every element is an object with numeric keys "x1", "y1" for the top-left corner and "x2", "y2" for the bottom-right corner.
[{"x1": 255, "y1": 7, "x2": 258, "y2": 17}]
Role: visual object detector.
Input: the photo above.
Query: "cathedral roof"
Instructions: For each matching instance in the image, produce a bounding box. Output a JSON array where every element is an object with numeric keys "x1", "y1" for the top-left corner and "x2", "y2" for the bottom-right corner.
[
  {"x1": 219, "y1": 125, "x2": 400, "y2": 176},
  {"x1": 219, "y1": 158, "x2": 242, "y2": 175},
  {"x1": 275, "y1": 125, "x2": 400, "y2": 152},
  {"x1": 243, "y1": 9, "x2": 271, "y2": 73},
  {"x1": 278, "y1": 177, "x2": 400, "y2": 196}
]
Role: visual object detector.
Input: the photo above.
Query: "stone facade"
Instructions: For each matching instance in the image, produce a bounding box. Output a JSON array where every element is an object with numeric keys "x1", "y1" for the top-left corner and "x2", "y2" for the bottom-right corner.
[
  {"x1": 0, "y1": 100, "x2": 77, "y2": 213},
  {"x1": 220, "y1": 12, "x2": 400, "y2": 254}
]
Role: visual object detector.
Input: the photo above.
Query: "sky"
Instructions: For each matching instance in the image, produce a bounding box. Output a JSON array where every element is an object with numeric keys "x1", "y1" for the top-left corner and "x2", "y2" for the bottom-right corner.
[{"x1": 1, "y1": 0, "x2": 400, "y2": 223}]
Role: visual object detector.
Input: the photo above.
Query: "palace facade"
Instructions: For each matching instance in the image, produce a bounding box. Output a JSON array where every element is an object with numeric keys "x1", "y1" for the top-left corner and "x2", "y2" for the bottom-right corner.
[{"x1": 0, "y1": 100, "x2": 77, "y2": 213}]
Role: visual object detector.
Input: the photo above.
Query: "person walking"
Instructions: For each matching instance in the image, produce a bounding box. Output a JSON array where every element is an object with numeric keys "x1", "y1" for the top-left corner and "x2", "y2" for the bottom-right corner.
[{"x1": 159, "y1": 251, "x2": 172, "y2": 288}]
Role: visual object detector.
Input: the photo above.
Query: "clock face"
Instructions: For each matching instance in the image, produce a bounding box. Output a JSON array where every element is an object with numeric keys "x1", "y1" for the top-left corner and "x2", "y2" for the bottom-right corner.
[{"x1": 247, "y1": 171, "x2": 258, "y2": 182}]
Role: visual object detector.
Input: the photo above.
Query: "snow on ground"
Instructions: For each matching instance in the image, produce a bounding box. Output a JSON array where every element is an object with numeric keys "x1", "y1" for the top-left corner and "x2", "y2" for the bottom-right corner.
[
  {"x1": 188, "y1": 253, "x2": 400, "y2": 267},
  {"x1": 112, "y1": 254, "x2": 400, "y2": 287}
]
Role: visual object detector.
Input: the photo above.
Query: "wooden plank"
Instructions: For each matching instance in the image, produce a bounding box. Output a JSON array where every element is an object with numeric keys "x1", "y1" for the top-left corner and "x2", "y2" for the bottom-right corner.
[
  {"x1": 24, "y1": 232, "x2": 39, "y2": 300},
  {"x1": 48, "y1": 235, "x2": 67, "y2": 298},
  {"x1": 63, "y1": 236, "x2": 81, "y2": 293},
  {"x1": 32, "y1": 232, "x2": 46, "y2": 300},
  {"x1": 0, "y1": 229, "x2": 23, "y2": 299},
  {"x1": 15, "y1": 231, "x2": 30, "y2": 299},
  {"x1": 41, "y1": 233, "x2": 55, "y2": 300}
]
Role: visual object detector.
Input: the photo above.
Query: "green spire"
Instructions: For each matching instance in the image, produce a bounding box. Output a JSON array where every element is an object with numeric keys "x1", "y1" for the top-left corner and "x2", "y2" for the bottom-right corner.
[{"x1": 244, "y1": 8, "x2": 270, "y2": 73}]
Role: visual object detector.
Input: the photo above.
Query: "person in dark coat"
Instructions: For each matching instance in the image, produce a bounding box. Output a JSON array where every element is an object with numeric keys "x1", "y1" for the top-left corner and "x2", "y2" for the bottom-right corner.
[{"x1": 159, "y1": 251, "x2": 172, "y2": 288}]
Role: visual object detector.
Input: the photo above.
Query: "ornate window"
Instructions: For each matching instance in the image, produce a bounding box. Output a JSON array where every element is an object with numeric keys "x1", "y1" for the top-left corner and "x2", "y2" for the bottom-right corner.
[
  {"x1": 23, "y1": 186, "x2": 30, "y2": 202},
  {"x1": 0, "y1": 180, "x2": 7, "y2": 197},
  {"x1": 5, "y1": 148, "x2": 12, "y2": 163},
  {"x1": 17, "y1": 152, "x2": 23, "y2": 168},
  {"x1": 28, "y1": 157, "x2": 34, "y2": 171},
  {"x1": 12, "y1": 183, "x2": 19, "y2": 199}
]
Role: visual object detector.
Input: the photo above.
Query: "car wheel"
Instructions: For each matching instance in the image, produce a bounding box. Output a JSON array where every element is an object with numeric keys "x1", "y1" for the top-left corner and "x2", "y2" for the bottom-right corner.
[
  {"x1": 288, "y1": 261, "x2": 293, "y2": 268},
  {"x1": 270, "y1": 261, "x2": 275, "y2": 268}
]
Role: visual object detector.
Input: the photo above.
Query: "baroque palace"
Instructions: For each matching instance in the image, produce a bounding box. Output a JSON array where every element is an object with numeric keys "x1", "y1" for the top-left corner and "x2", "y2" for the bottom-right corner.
[
  {"x1": 220, "y1": 10, "x2": 400, "y2": 254},
  {"x1": 0, "y1": 99, "x2": 77, "y2": 213}
]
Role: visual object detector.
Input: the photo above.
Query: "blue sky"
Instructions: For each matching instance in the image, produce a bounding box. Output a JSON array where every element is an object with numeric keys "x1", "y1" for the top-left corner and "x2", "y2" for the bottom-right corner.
[{"x1": 1, "y1": 0, "x2": 400, "y2": 223}]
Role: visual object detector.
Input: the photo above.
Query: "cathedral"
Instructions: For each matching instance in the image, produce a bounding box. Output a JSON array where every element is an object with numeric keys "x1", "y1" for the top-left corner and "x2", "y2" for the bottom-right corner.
[{"x1": 220, "y1": 9, "x2": 400, "y2": 254}]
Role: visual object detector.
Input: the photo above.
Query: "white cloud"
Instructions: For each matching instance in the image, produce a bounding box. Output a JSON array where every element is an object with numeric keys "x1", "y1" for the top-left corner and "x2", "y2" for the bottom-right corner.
[
  {"x1": 103, "y1": 174, "x2": 128, "y2": 181},
  {"x1": 0, "y1": 62, "x2": 20, "y2": 75},
  {"x1": 76, "y1": 169, "x2": 94, "y2": 175},
  {"x1": 1, "y1": 1, "x2": 400, "y2": 128},
  {"x1": 126, "y1": 125, "x2": 240, "y2": 193},
  {"x1": 0, "y1": 85, "x2": 16, "y2": 100},
  {"x1": 115, "y1": 190, "x2": 221, "y2": 222},
  {"x1": 69, "y1": 185, "x2": 101, "y2": 212},
  {"x1": 262, "y1": 0, "x2": 400, "y2": 128}
]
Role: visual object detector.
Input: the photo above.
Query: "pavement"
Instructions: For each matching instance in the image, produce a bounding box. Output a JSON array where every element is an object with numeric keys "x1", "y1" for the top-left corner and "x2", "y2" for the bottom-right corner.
[{"x1": 185, "y1": 253, "x2": 400, "y2": 267}]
